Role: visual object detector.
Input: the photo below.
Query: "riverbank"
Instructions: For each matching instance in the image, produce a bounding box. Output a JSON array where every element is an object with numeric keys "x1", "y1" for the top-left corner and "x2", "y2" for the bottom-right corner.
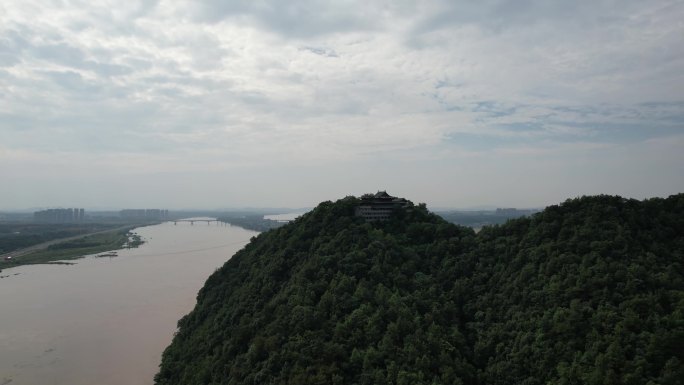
[
  {"x1": 0, "y1": 223, "x2": 123, "y2": 256},
  {"x1": 1, "y1": 226, "x2": 148, "y2": 268}
]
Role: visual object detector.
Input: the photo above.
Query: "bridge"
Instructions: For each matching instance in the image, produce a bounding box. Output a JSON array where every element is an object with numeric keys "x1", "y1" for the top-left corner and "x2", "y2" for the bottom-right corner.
[{"x1": 172, "y1": 219, "x2": 225, "y2": 226}]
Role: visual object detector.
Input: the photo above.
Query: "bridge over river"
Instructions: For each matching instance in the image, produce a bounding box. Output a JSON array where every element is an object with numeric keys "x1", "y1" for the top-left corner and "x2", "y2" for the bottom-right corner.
[{"x1": 172, "y1": 219, "x2": 226, "y2": 225}]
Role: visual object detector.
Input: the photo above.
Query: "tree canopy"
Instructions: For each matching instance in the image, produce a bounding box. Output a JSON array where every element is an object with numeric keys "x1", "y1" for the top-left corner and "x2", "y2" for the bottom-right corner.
[{"x1": 155, "y1": 194, "x2": 684, "y2": 385}]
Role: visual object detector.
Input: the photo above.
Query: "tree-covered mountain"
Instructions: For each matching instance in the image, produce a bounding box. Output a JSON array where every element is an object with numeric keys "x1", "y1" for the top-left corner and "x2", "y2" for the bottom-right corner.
[{"x1": 155, "y1": 194, "x2": 684, "y2": 385}]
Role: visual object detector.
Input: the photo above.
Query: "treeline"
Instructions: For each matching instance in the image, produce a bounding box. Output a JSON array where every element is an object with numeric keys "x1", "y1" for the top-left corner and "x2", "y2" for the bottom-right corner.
[{"x1": 156, "y1": 194, "x2": 684, "y2": 385}]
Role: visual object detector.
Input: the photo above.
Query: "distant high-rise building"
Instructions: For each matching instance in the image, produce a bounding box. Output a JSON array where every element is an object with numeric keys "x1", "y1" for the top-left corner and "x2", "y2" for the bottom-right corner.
[
  {"x1": 34, "y1": 208, "x2": 86, "y2": 223},
  {"x1": 120, "y1": 209, "x2": 169, "y2": 221}
]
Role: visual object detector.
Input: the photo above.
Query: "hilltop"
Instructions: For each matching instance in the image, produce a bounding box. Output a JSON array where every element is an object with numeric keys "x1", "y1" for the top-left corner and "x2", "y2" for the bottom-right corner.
[{"x1": 155, "y1": 193, "x2": 684, "y2": 385}]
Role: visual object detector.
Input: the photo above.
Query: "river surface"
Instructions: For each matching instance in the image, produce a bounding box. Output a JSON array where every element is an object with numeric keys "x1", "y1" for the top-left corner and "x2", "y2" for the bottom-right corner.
[{"x1": 0, "y1": 219, "x2": 257, "y2": 385}]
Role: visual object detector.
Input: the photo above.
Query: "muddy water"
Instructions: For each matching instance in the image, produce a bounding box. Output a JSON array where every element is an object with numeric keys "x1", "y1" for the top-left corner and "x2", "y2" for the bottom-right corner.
[{"x1": 0, "y1": 219, "x2": 256, "y2": 385}]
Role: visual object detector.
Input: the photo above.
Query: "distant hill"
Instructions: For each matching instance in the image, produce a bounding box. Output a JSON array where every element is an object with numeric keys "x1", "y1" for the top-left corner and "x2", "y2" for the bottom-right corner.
[
  {"x1": 436, "y1": 208, "x2": 540, "y2": 228},
  {"x1": 218, "y1": 214, "x2": 287, "y2": 232},
  {"x1": 155, "y1": 194, "x2": 684, "y2": 385}
]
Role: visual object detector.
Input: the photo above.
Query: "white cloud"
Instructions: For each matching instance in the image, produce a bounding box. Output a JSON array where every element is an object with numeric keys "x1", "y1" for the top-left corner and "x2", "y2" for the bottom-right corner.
[{"x1": 0, "y1": 0, "x2": 682, "y2": 208}]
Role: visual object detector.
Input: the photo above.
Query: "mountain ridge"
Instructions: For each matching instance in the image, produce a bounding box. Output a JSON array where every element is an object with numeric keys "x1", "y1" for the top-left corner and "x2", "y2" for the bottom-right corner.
[{"x1": 155, "y1": 193, "x2": 684, "y2": 385}]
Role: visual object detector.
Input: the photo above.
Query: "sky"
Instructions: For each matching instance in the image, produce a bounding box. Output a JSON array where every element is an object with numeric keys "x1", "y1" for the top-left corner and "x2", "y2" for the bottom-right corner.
[{"x1": 1, "y1": 0, "x2": 683, "y2": 210}]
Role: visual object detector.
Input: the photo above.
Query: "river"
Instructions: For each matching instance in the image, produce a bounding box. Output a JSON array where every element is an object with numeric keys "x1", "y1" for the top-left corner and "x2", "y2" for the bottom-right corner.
[{"x1": 0, "y1": 219, "x2": 257, "y2": 385}]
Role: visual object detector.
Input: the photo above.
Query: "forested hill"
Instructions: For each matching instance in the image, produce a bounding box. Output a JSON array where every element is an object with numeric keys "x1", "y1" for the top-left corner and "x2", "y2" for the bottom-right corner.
[{"x1": 155, "y1": 194, "x2": 684, "y2": 385}]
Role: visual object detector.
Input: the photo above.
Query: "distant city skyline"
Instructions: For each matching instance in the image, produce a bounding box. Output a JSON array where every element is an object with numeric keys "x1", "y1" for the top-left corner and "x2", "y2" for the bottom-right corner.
[
  {"x1": 34, "y1": 208, "x2": 85, "y2": 223},
  {"x1": 1, "y1": 1, "x2": 682, "y2": 210}
]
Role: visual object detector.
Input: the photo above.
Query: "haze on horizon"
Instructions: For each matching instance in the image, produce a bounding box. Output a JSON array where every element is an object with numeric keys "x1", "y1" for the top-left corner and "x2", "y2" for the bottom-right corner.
[{"x1": 1, "y1": 0, "x2": 682, "y2": 211}]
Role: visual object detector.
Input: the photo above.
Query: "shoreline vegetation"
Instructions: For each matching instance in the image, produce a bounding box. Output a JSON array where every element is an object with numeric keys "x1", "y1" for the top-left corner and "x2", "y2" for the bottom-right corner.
[
  {"x1": 0, "y1": 223, "x2": 122, "y2": 255},
  {"x1": 0, "y1": 226, "x2": 150, "y2": 269}
]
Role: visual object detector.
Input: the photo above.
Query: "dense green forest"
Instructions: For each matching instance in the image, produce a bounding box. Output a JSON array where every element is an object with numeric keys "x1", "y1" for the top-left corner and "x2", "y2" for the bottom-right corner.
[{"x1": 155, "y1": 194, "x2": 684, "y2": 385}]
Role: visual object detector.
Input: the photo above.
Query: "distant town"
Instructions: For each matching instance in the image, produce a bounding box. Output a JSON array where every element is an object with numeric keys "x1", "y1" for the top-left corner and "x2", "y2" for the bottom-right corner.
[{"x1": 31, "y1": 208, "x2": 170, "y2": 223}]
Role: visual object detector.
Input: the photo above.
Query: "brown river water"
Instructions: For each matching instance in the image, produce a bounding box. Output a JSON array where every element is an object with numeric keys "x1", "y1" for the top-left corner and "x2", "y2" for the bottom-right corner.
[{"x1": 0, "y1": 219, "x2": 256, "y2": 385}]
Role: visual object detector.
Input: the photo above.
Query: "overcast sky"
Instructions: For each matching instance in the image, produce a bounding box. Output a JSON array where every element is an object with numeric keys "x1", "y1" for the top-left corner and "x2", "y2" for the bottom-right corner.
[{"x1": 1, "y1": 0, "x2": 682, "y2": 210}]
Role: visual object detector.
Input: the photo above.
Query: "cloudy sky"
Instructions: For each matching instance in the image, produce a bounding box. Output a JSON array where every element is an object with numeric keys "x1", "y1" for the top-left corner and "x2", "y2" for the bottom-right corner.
[{"x1": 1, "y1": 0, "x2": 682, "y2": 210}]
